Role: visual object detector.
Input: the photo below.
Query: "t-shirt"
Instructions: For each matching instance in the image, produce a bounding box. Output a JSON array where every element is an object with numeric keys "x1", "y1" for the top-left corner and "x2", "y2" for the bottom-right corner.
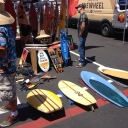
[
  {"x1": 20, "y1": 25, "x2": 31, "y2": 37},
  {"x1": 77, "y1": 12, "x2": 88, "y2": 37},
  {"x1": 0, "y1": 25, "x2": 17, "y2": 73}
]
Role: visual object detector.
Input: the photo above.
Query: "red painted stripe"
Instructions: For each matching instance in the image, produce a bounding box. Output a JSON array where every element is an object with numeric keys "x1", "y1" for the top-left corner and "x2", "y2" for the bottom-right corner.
[{"x1": 14, "y1": 89, "x2": 128, "y2": 128}]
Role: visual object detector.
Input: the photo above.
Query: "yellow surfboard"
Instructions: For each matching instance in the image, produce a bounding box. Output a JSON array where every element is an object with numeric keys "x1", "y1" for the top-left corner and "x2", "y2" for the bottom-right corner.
[
  {"x1": 58, "y1": 0, "x2": 66, "y2": 39},
  {"x1": 27, "y1": 89, "x2": 63, "y2": 113},
  {"x1": 98, "y1": 66, "x2": 128, "y2": 80},
  {"x1": 58, "y1": 80, "x2": 96, "y2": 107}
]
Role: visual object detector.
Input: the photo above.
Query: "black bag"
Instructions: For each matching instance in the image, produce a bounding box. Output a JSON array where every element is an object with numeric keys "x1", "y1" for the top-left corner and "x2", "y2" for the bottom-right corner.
[{"x1": 16, "y1": 63, "x2": 34, "y2": 76}]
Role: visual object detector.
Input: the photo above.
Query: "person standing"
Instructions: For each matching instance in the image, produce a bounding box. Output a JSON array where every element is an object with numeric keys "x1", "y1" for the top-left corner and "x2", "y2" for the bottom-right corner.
[
  {"x1": 0, "y1": 0, "x2": 19, "y2": 127},
  {"x1": 75, "y1": 4, "x2": 89, "y2": 68}
]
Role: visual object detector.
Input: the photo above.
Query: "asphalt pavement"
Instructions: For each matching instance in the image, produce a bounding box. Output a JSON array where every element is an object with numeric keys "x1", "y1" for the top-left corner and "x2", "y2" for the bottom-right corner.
[{"x1": 0, "y1": 28, "x2": 128, "y2": 128}]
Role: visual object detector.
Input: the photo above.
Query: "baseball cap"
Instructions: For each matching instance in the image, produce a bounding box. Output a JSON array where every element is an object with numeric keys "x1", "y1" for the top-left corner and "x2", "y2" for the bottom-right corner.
[{"x1": 75, "y1": 4, "x2": 85, "y2": 9}]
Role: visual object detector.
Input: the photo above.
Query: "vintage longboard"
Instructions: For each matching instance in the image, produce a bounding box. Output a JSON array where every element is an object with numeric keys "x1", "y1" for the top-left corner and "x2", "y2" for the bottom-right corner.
[
  {"x1": 43, "y1": 2, "x2": 48, "y2": 33},
  {"x1": 27, "y1": 89, "x2": 63, "y2": 113},
  {"x1": 5, "y1": 0, "x2": 16, "y2": 36},
  {"x1": 98, "y1": 66, "x2": 128, "y2": 80},
  {"x1": 47, "y1": 2, "x2": 54, "y2": 35},
  {"x1": 47, "y1": 48, "x2": 63, "y2": 73},
  {"x1": 60, "y1": 30, "x2": 69, "y2": 66},
  {"x1": 37, "y1": 50, "x2": 50, "y2": 72},
  {"x1": 52, "y1": 0, "x2": 59, "y2": 41},
  {"x1": 58, "y1": 80, "x2": 96, "y2": 109},
  {"x1": 58, "y1": 0, "x2": 66, "y2": 39},
  {"x1": 29, "y1": 3, "x2": 38, "y2": 34},
  {"x1": 80, "y1": 71, "x2": 128, "y2": 107},
  {"x1": 17, "y1": 2, "x2": 27, "y2": 26}
]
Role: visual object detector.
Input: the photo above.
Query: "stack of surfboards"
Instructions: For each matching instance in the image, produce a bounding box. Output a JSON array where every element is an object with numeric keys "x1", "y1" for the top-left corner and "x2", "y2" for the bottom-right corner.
[{"x1": 98, "y1": 66, "x2": 128, "y2": 87}]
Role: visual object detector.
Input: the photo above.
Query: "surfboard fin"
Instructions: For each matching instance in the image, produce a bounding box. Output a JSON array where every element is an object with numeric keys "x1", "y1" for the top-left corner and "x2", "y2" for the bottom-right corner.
[{"x1": 89, "y1": 105, "x2": 95, "y2": 112}]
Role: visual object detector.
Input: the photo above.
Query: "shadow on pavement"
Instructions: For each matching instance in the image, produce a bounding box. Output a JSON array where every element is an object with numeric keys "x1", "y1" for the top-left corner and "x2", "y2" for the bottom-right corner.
[{"x1": 18, "y1": 106, "x2": 66, "y2": 122}]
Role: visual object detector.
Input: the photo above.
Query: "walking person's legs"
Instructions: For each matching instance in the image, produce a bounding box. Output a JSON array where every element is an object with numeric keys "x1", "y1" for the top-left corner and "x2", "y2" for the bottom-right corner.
[
  {"x1": 76, "y1": 36, "x2": 86, "y2": 68},
  {"x1": 0, "y1": 73, "x2": 19, "y2": 127}
]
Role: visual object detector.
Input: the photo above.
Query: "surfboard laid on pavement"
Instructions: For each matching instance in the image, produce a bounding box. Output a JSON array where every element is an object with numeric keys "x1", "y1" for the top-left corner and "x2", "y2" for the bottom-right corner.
[
  {"x1": 58, "y1": 80, "x2": 96, "y2": 110},
  {"x1": 27, "y1": 89, "x2": 63, "y2": 113},
  {"x1": 5, "y1": 0, "x2": 16, "y2": 36},
  {"x1": 60, "y1": 30, "x2": 69, "y2": 66},
  {"x1": 98, "y1": 66, "x2": 128, "y2": 80},
  {"x1": 37, "y1": 50, "x2": 50, "y2": 72},
  {"x1": 47, "y1": 48, "x2": 63, "y2": 73},
  {"x1": 80, "y1": 71, "x2": 128, "y2": 107}
]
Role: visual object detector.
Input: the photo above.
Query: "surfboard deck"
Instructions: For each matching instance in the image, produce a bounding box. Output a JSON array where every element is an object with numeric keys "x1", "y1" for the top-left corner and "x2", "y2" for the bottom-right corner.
[
  {"x1": 58, "y1": 80, "x2": 96, "y2": 107},
  {"x1": 27, "y1": 89, "x2": 63, "y2": 113},
  {"x1": 98, "y1": 66, "x2": 128, "y2": 80},
  {"x1": 5, "y1": 0, "x2": 16, "y2": 37},
  {"x1": 37, "y1": 50, "x2": 50, "y2": 72},
  {"x1": 49, "y1": 44, "x2": 61, "y2": 49},
  {"x1": 58, "y1": 0, "x2": 66, "y2": 39},
  {"x1": 60, "y1": 30, "x2": 69, "y2": 66},
  {"x1": 47, "y1": 48, "x2": 63, "y2": 73},
  {"x1": 29, "y1": 3, "x2": 38, "y2": 34},
  {"x1": 52, "y1": 0, "x2": 59, "y2": 41},
  {"x1": 80, "y1": 71, "x2": 128, "y2": 107}
]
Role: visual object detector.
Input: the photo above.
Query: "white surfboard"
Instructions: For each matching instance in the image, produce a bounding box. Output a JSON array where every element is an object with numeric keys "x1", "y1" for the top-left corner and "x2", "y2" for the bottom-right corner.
[{"x1": 37, "y1": 50, "x2": 50, "y2": 72}]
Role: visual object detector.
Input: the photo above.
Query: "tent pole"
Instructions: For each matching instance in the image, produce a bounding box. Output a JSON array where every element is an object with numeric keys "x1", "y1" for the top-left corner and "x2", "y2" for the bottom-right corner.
[{"x1": 123, "y1": 0, "x2": 127, "y2": 45}]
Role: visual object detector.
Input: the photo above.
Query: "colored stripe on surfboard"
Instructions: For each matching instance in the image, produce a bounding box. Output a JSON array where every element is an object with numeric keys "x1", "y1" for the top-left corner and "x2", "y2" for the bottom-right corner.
[
  {"x1": 39, "y1": 89, "x2": 61, "y2": 109},
  {"x1": 31, "y1": 90, "x2": 51, "y2": 112},
  {"x1": 35, "y1": 90, "x2": 56, "y2": 111},
  {"x1": 61, "y1": 81, "x2": 94, "y2": 104}
]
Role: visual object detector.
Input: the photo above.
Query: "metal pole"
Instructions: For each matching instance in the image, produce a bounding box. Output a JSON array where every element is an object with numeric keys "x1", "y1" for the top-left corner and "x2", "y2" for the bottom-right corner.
[{"x1": 123, "y1": 0, "x2": 127, "y2": 45}]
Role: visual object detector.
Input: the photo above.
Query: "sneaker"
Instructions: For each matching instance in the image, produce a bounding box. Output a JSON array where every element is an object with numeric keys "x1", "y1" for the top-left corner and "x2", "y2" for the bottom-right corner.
[
  {"x1": 76, "y1": 63, "x2": 85, "y2": 68},
  {"x1": 0, "y1": 115, "x2": 19, "y2": 127},
  {"x1": 0, "y1": 104, "x2": 11, "y2": 112}
]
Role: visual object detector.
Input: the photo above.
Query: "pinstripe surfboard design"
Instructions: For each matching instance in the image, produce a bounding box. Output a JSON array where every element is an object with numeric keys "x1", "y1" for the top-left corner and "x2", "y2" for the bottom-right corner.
[{"x1": 27, "y1": 89, "x2": 63, "y2": 113}]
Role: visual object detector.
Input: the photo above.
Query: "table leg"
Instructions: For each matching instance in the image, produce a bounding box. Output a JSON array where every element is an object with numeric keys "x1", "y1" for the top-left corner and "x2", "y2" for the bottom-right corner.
[{"x1": 30, "y1": 49, "x2": 37, "y2": 74}]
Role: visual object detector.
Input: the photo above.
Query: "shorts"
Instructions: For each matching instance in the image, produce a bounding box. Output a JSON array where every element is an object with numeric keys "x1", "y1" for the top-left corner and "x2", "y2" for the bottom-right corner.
[{"x1": 0, "y1": 72, "x2": 17, "y2": 101}]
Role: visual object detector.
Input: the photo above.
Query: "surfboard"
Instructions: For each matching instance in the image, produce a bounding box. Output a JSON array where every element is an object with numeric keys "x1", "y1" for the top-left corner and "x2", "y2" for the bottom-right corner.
[
  {"x1": 40, "y1": 3, "x2": 43, "y2": 31},
  {"x1": 98, "y1": 66, "x2": 128, "y2": 80},
  {"x1": 27, "y1": 89, "x2": 63, "y2": 113},
  {"x1": 5, "y1": 0, "x2": 16, "y2": 37},
  {"x1": 17, "y1": 2, "x2": 27, "y2": 26},
  {"x1": 43, "y1": 2, "x2": 48, "y2": 33},
  {"x1": 37, "y1": 50, "x2": 50, "y2": 72},
  {"x1": 60, "y1": 30, "x2": 69, "y2": 66},
  {"x1": 52, "y1": 0, "x2": 59, "y2": 41},
  {"x1": 80, "y1": 71, "x2": 128, "y2": 107},
  {"x1": 47, "y1": 2, "x2": 54, "y2": 35},
  {"x1": 49, "y1": 44, "x2": 61, "y2": 49},
  {"x1": 58, "y1": 80, "x2": 96, "y2": 108},
  {"x1": 58, "y1": 0, "x2": 66, "y2": 39},
  {"x1": 29, "y1": 3, "x2": 38, "y2": 35}
]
